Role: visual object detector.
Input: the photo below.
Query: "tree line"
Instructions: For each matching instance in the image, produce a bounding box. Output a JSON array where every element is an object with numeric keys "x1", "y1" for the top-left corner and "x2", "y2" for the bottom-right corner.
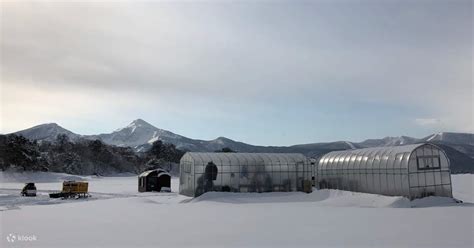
[{"x1": 0, "y1": 134, "x2": 185, "y2": 175}]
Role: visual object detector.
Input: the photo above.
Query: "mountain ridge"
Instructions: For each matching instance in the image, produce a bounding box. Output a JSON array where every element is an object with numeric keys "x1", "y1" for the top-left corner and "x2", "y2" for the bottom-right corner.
[
  {"x1": 14, "y1": 123, "x2": 82, "y2": 143},
  {"x1": 9, "y1": 120, "x2": 474, "y2": 173},
  {"x1": 10, "y1": 120, "x2": 474, "y2": 156}
]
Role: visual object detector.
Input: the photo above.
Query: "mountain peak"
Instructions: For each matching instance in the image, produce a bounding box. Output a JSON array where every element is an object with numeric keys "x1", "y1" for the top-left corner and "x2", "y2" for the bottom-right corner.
[
  {"x1": 211, "y1": 137, "x2": 236, "y2": 145},
  {"x1": 21, "y1": 122, "x2": 66, "y2": 131},
  {"x1": 130, "y1": 118, "x2": 151, "y2": 126},
  {"x1": 13, "y1": 122, "x2": 80, "y2": 142},
  {"x1": 34, "y1": 122, "x2": 60, "y2": 128},
  {"x1": 118, "y1": 119, "x2": 155, "y2": 131},
  {"x1": 423, "y1": 132, "x2": 474, "y2": 145}
]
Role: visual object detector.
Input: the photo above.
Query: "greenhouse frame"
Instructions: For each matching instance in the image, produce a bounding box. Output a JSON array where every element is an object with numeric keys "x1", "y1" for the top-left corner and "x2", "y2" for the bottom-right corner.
[
  {"x1": 179, "y1": 153, "x2": 312, "y2": 197},
  {"x1": 315, "y1": 143, "x2": 453, "y2": 199}
]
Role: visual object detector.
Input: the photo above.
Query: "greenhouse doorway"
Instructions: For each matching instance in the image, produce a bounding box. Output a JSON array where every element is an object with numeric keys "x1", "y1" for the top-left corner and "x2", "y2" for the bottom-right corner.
[{"x1": 296, "y1": 162, "x2": 304, "y2": 191}]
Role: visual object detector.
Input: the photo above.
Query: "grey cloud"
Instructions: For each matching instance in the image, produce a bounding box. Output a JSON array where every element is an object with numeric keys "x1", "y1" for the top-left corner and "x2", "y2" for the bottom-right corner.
[{"x1": 1, "y1": 0, "x2": 472, "y2": 133}]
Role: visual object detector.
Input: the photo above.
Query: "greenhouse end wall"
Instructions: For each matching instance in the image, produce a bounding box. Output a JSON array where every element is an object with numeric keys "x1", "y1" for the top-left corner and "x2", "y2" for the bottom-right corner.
[
  {"x1": 179, "y1": 153, "x2": 312, "y2": 197},
  {"x1": 315, "y1": 143, "x2": 453, "y2": 199}
]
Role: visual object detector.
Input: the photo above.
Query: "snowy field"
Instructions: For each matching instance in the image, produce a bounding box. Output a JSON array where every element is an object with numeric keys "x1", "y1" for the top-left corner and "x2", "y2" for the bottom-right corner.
[{"x1": 1, "y1": 172, "x2": 473, "y2": 248}]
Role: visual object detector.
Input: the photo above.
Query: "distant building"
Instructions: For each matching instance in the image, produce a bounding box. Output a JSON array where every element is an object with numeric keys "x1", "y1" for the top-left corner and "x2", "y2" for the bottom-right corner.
[
  {"x1": 138, "y1": 169, "x2": 171, "y2": 192},
  {"x1": 179, "y1": 153, "x2": 312, "y2": 197},
  {"x1": 315, "y1": 143, "x2": 453, "y2": 199}
]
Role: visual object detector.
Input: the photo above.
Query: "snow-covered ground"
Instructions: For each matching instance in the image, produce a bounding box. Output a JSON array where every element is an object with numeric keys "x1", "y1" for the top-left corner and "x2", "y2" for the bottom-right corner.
[{"x1": 1, "y1": 172, "x2": 473, "y2": 248}]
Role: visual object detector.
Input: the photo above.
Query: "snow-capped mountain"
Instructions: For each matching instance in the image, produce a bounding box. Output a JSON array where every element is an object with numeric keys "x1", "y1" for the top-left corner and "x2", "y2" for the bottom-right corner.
[
  {"x1": 8, "y1": 120, "x2": 362, "y2": 155},
  {"x1": 13, "y1": 123, "x2": 81, "y2": 143},
  {"x1": 10, "y1": 119, "x2": 474, "y2": 157},
  {"x1": 84, "y1": 119, "x2": 262, "y2": 152},
  {"x1": 421, "y1": 132, "x2": 474, "y2": 145},
  {"x1": 84, "y1": 119, "x2": 189, "y2": 148},
  {"x1": 8, "y1": 120, "x2": 474, "y2": 173},
  {"x1": 358, "y1": 136, "x2": 420, "y2": 148}
]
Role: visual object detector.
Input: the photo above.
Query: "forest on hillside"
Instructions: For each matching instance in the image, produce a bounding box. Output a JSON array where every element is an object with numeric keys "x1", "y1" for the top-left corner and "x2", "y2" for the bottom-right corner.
[{"x1": 0, "y1": 134, "x2": 184, "y2": 175}]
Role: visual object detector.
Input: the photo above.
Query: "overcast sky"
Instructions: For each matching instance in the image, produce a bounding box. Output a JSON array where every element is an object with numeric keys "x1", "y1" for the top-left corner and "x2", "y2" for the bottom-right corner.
[{"x1": 1, "y1": 0, "x2": 472, "y2": 145}]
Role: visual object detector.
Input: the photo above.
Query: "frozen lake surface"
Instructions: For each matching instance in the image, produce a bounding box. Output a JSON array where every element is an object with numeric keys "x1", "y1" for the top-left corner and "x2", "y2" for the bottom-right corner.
[{"x1": 1, "y1": 172, "x2": 473, "y2": 247}]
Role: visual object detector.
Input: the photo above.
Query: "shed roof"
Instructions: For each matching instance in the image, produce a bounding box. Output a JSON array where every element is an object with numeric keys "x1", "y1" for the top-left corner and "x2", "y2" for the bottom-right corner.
[{"x1": 139, "y1": 169, "x2": 170, "y2": 178}]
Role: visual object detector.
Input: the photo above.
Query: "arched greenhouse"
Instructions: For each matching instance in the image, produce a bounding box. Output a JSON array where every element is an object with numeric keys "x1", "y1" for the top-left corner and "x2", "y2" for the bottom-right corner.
[
  {"x1": 179, "y1": 153, "x2": 312, "y2": 197},
  {"x1": 315, "y1": 143, "x2": 453, "y2": 199}
]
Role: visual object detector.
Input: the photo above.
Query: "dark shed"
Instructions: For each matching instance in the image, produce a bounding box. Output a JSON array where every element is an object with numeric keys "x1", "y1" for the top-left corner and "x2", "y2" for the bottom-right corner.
[{"x1": 138, "y1": 169, "x2": 171, "y2": 192}]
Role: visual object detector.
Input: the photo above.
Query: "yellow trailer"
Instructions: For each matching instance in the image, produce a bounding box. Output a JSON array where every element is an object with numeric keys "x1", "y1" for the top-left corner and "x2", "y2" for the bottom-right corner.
[
  {"x1": 63, "y1": 181, "x2": 89, "y2": 195},
  {"x1": 49, "y1": 181, "x2": 90, "y2": 198}
]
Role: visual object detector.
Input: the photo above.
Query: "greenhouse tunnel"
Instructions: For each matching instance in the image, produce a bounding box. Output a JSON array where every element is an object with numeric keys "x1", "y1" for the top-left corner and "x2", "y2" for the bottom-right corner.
[
  {"x1": 179, "y1": 153, "x2": 313, "y2": 197},
  {"x1": 315, "y1": 143, "x2": 452, "y2": 199}
]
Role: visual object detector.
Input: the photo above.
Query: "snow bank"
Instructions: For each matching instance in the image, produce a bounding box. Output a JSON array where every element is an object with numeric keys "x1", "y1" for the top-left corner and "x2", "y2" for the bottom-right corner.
[
  {"x1": 452, "y1": 174, "x2": 474, "y2": 202},
  {"x1": 191, "y1": 189, "x2": 459, "y2": 208},
  {"x1": 2, "y1": 190, "x2": 472, "y2": 248},
  {"x1": 1, "y1": 173, "x2": 473, "y2": 247}
]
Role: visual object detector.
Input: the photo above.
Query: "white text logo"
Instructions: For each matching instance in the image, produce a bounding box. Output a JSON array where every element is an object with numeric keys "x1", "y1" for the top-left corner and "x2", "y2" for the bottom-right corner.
[{"x1": 6, "y1": 233, "x2": 37, "y2": 243}]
